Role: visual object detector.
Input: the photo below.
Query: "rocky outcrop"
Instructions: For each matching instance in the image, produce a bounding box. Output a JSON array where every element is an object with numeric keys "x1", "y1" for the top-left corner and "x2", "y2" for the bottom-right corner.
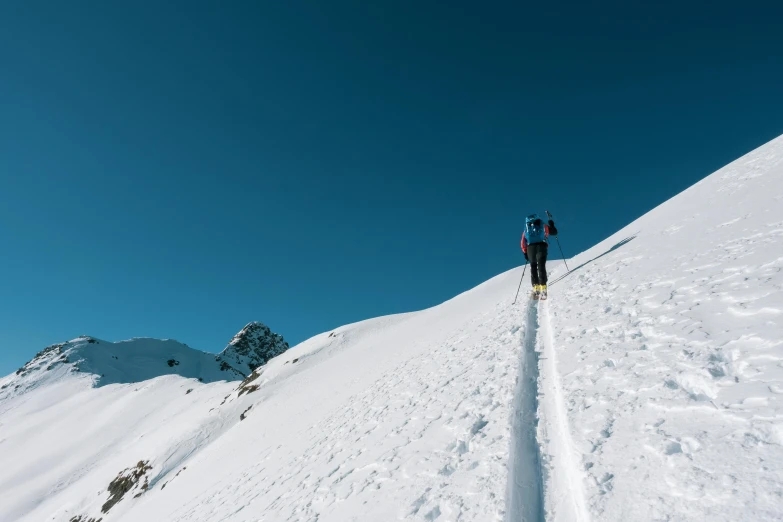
[
  {"x1": 220, "y1": 322, "x2": 289, "y2": 374},
  {"x1": 102, "y1": 460, "x2": 152, "y2": 513}
]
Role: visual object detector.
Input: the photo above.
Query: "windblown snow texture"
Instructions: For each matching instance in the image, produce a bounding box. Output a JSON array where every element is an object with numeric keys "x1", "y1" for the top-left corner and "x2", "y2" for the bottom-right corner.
[
  {"x1": 542, "y1": 135, "x2": 783, "y2": 521},
  {"x1": 0, "y1": 135, "x2": 782, "y2": 522}
]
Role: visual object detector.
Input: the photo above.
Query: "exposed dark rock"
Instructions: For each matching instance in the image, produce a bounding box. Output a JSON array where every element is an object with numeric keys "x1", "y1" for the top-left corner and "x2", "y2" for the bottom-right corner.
[
  {"x1": 240, "y1": 384, "x2": 259, "y2": 395},
  {"x1": 237, "y1": 370, "x2": 262, "y2": 396},
  {"x1": 101, "y1": 460, "x2": 152, "y2": 513},
  {"x1": 15, "y1": 343, "x2": 67, "y2": 377},
  {"x1": 221, "y1": 322, "x2": 289, "y2": 373},
  {"x1": 240, "y1": 405, "x2": 252, "y2": 421}
]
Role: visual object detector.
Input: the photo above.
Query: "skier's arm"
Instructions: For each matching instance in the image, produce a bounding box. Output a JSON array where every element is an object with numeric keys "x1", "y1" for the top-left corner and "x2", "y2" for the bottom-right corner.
[
  {"x1": 547, "y1": 220, "x2": 558, "y2": 236},
  {"x1": 521, "y1": 233, "x2": 528, "y2": 255}
]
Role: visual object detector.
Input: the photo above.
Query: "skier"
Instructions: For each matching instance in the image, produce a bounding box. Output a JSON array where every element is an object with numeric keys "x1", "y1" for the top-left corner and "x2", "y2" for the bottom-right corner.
[{"x1": 521, "y1": 213, "x2": 558, "y2": 299}]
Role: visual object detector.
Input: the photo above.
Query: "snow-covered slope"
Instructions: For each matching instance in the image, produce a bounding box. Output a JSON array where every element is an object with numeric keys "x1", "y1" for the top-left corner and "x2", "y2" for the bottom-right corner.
[
  {"x1": 0, "y1": 322, "x2": 289, "y2": 522},
  {"x1": 544, "y1": 135, "x2": 783, "y2": 521},
  {"x1": 1, "y1": 135, "x2": 782, "y2": 522}
]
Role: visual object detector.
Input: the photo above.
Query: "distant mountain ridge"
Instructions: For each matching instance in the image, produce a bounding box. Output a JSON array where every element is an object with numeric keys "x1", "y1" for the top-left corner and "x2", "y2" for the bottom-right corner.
[{"x1": 1, "y1": 322, "x2": 288, "y2": 398}]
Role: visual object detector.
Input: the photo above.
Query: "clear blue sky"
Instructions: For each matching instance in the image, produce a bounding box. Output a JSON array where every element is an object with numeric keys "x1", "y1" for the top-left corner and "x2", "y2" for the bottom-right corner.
[{"x1": 1, "y1": 1, "x2": 781, "y2": 375}]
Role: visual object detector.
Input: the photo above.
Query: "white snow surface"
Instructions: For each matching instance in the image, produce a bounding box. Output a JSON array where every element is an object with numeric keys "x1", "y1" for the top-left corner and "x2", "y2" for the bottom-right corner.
[{"x1": 1, "y1": 135, "x2": 782, "y2": 522}]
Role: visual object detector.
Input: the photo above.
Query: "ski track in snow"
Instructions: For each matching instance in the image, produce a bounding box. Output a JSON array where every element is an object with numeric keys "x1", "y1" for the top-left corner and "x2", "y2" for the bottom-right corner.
[
  {"x1": 537, "y1": 300, "x2": 590, "y2": 522},
  {"x1": 505, "y1": 302, "x2": 545, "y2": 522},
  {"x1": 506, "y1": 298, "x2": 590, "y2": 522}
]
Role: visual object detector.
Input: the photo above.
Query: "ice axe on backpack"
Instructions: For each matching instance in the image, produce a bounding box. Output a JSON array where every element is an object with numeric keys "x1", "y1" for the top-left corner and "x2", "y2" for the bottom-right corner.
[{"x1": 546, "y1": 210, "x2": 570, "y2": 273}]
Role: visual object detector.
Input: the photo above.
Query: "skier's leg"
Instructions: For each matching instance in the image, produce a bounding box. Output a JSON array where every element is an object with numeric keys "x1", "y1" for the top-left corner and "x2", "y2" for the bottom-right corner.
[
  {"x1": 528, "y1": 243, "x2": 541, "y2": 287},
  {"x1": 530, "y1": 260, "x2": 540, "y2": 286},
  {"x1": 538, "y1": 244, "x2": 549, "y2": 285}
]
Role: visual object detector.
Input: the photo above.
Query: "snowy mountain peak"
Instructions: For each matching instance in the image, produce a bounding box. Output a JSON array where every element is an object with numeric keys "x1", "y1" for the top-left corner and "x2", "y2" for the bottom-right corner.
[
  {"x1": 2, "y1": 323, "x2": 289, "y2": 399},
  {"x1": 219, "y1": 321, "x2": 290, "y2": 374}
]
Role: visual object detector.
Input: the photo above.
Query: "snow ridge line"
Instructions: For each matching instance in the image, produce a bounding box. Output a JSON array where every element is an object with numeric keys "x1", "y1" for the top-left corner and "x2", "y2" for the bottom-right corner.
[
  {"x1": 537, "y1": 301, "x2": 591, "y2": 522},
  {"x1": 505, "y1": 301, "x2": 545, "y2": 522}
]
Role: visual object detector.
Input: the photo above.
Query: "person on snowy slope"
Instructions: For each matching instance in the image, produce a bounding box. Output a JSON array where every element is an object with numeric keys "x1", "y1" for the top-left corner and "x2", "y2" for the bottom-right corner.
[{"x1": 521, "y1": 214, "x2": 558, "y2": 297}]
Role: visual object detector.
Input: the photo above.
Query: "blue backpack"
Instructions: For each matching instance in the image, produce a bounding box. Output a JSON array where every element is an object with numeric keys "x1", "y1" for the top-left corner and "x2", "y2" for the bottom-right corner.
[{"x1": 525, "y1": 215, "x2": 547, "y2": 245}]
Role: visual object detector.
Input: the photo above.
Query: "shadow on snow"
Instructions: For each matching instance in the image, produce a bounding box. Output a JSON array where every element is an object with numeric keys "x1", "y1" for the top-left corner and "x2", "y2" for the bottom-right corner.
[{"x1": 550, "y1": 235, "x2": 637, "y2": 287}]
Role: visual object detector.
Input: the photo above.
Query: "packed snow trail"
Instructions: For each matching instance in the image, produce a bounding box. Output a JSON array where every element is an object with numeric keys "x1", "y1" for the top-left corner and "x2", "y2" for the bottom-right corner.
[
  {"x1": 505, "y1": 302, "x2": 544, "y2": 522},
  {"x1": 506, "y1": 297, "x2": 590, "y2": 522},
  {"x1": 537, "y1": 300, "x2": 591, "y2": 522}
]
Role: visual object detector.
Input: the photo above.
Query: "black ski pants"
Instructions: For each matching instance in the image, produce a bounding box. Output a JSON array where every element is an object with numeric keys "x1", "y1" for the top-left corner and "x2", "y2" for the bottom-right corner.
[{"x1": 527, "y1": 242, "x2": 548, "y2": 286}]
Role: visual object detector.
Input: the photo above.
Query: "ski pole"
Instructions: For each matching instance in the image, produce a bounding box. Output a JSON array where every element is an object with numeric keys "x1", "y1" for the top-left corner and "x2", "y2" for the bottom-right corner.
[
  {"x1": 545, "y1": 210, "x2": 570, "y2": 272},
  {"x1": 512, "y1": 261, "x2": 527, "y2": 305}
]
